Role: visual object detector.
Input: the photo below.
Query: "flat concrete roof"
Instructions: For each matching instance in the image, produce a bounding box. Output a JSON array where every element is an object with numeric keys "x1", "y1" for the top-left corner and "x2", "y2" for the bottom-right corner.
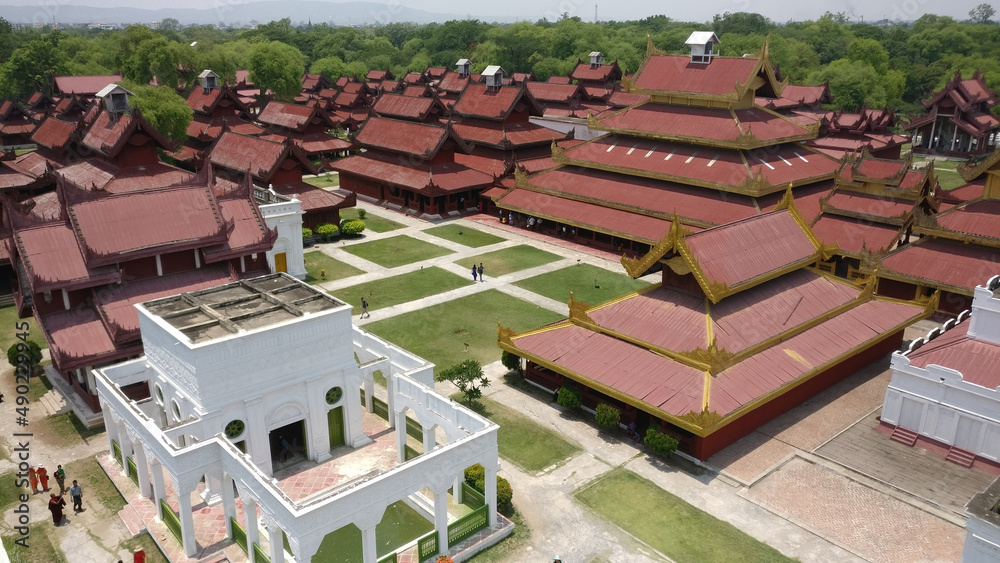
[{"x1": 143, "y1": 273, "x2": 342, "y2": 343}]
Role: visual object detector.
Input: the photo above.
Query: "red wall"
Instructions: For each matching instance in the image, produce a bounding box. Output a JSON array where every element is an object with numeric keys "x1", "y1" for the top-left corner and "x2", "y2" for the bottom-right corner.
[
  {"x1": 121, "y1": 256, "x2": 158, "y2": 281},
  {"x1": 160, "y1": 250, "x2": 197, "y2": 276}
]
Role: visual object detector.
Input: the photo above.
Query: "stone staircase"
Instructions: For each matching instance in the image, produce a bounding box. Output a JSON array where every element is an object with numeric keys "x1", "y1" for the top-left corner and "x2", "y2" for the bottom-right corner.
[
  {"x1": 945, "y1": 446, "x2": 976, "y2": 468},
  {"x1": 117, "y1": 505, "x2": 146, "y2": 537},
  {"x1": 37, "y1": 389, "x2": 70, "y2": 417},
  {"x1": 889, "y1": 425, "x2": 919, "y2": 447}
]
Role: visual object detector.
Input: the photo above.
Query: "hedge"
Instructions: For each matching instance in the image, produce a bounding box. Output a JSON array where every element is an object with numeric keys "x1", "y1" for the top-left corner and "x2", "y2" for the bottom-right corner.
[{"x1": 340, "y1": 219, "x2": 366, "y2": 236}]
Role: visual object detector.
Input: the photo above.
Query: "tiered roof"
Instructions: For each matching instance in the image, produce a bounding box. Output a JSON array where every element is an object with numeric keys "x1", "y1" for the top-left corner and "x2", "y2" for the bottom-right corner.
[{"x1": 52, "y1": 74, "x2": 123, "y2": 96}]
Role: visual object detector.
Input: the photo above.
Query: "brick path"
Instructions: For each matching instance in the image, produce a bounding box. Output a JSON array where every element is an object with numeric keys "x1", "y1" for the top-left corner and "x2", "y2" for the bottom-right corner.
[{"x1": 744, "y1": 457, "x2": 966, "y2": 563}]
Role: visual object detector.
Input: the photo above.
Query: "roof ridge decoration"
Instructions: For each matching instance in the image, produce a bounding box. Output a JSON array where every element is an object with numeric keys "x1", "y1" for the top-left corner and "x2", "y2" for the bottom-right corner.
[
  {"x1": 621, "y1": 213, "x2": 687, "y2": 278},
  {"x1": 957, "y1": 146, "x2": 1000, "y2": 182}
]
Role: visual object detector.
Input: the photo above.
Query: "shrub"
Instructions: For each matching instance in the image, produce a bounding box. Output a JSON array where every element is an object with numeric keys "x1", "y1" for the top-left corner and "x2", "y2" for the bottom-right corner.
[
  {"x1": 436, "y1": 557, "x2": 454, "y2": 563},
  {"x1": 340, "y1": 219, "x2": 366, "y2": 236},
  {"x1": 595, "y1": 403, "x2": 621, "y2": 430},
  {"x1": 644, "y1": 427, "x2": 679, "y2": 459},
  {"x1": 464, "y1": 463, "x2": 485, "y2": 487},
  {"x1": 7, "y1": 341, "x2": 42, "y2": 375},
  {"x1": 465, "y1": 464, "x2": 514, "y2": 515},
  {"x1": 315, "y1": 223, "x2": 339, "y2": 242},
  {"x1": 436, "y1": 360, "x2": 489, "y2": 404},
  {"x1": 301, "y1": 227, "x2": 313, "y2": 239},
  {"x1": 357, "y1": 208, "x2": 367, "y2": 220},
  {"x1": 556, "y1": 384, "x2": 582, "y2": 410},
  {"x1": 501, "y1": 350, "x2": 521, "y2": 373}
]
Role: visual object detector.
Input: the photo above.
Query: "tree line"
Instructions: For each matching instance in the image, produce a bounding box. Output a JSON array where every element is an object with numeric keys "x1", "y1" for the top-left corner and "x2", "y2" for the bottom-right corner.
[{"x1": 1, "y1": 10, "x2": 999, "y2": 116}]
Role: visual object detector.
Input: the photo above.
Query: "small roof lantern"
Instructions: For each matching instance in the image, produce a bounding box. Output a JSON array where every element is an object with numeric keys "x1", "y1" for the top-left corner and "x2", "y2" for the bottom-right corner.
[
  {"x1": 96, "y1": 84, "x2": 133, "y2": 114},
  {"x1": 456, "y1": 59, "x2": 471, "y2": 77},
  {"x1": 685, "y1": 31, "x2": 720, "y2": 64},
  {"x1": 482, "y1": 65, "x2": 504, "y2": 90},
  {"x1": 198, "y1": 69, "x2": 219, "y2": 92},
  {"x1": 589, "y1": 51, "x2": 603, "y2": 68}
]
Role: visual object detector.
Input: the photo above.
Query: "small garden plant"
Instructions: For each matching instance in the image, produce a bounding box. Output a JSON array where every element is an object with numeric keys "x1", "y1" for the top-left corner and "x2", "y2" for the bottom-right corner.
[
  {"x1": 556, "y1": 384, "x2": 582, "y2": 410},
  {"x1": 436, "y1": 359, "x2": 489, "y2": 404},
  {"x1": 465, "y1": 463, "x2": 514, "y2": 515},
  {"x1": 644, "y1": 427, "x2": 680, "y2": 459},
  {"x1": 315, "y1": 223, "x2": 339, "y2": 242},
  {"x1": 595, "y1": 403, "x2": 621, "y2": 431},
  {"x1": 341, "y1": 219, "x2": 366, "y2": 236}
]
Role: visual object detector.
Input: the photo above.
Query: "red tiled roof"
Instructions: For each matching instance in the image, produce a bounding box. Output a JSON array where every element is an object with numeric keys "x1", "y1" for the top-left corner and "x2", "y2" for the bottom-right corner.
[
  {"x1": 402, "y1": 85, "x2": 431, "y2": 97},
  {"x1": 14, "y1": 151, "x2": 59, "y2": 178},
  {"x1": 452, "y1": 83, "x2": 534, "y2": 120},
  {"x1": 373, "y1": 94, "x2": 436, "y2": 121},
  {"x1": 187, "y1": 115, "x2": 264, "y2": 141},
  {"x1": 711, "y1": 298, "x2": 921, "y2": 415},
  {"x1": 905, "y1": 318, "x2": 1000, "y2": 389},
  {"x1": 525, "y1": 82, "x2": 580, "y2": 104},
  {"x1": 607, "y1": 91, "x2": 649, "y2": 107},
  {"x1": 24, "y1": 191, "x2": 62, "y2": 220},
  {"x1": 58, "y1": 160, "x2": 192, "y2": 194},
  {"x1": 0, "y1": 164, "x2": 37, "y2": 190},
  {"x1": 68, "y1": 185, "x2": 227, "y2": 263},
  {"x1": 824, "y1": 191, "x2": 914, "y2": 220},
  {"x1": 937, "y1": 200, "x2": 1000, "y2": 240},
  {"x1": 634, "y1": 56, "x2": 759, "y2": 97},
  {"x1": 40, "y1": 306, "x2": 120, "y2": 372},
  {"x1": 356, "y1": 117, "x2": 448, "y2": 158},
  {"x1": 270, "y1": 183, "x2": 353, "y2": 213},
  {"x1": 526, "y1": 166, "x2": 759, "y2": 227},
  {"x1": 562, "y1": 136, "x2": 838, "y2": 191},
  {"x1": 513, "y1": 323, "x2": 707, "y2": 416},
  {"x1": 452, "y1": 149, "x2": 509, "y2": 178},
  {"x1": 367, "y1": 70, "x2": 392, "y2": 81},
  {"x1": 295, "y1": 133, "x2": 354, "y2": 155},
  {"x1": 450, "y1": 120, "x2": 564, "y2": 148},
  {"x1": 82, "y1": 109, "x2": 174, "y2": 157},
  {"x1": 855, "y1": 158, "x2": 907, "y2": 180},
  {"x1": 756, "y1": 84, "x2": 830, "y2": 110},
  {"x1": 14, "y1": 223, "x2": 121, "y2": 293},
  {"x1": 518, "y1": 156, "x2": 558, "y2": 174},
  {"x1": 332, "y1": 152, "x2": 493, "y2": 192},
  {"x1": 881, "y1": 238, "x2": 1000, "y2": 292},
  {"x1": 548, "y1": 76, "x2": 571, "y2": 84},
  {"x1": 435, "y1": 71, "x2": 470, "y2": 94},
  {"x1": 53, "y1": 74, "x2": 123, "y2": 95},
  {"x1": 95, "y1": 265, "x2": 234, "y2": 342},
  {"x1": 186, "y1": 87, "x2": 222, "y2": 113},
  {"x1": 939, "y1": 179, "x2": 985, "y2": 205},
  {"x1": 597, "y1": 103, "x2": 808, "y2": 145},
  {"x1": 209, "y1": 132, "x2": 293, "y2": 179},
  {"x1": 685, "y1": 210, "x2": 816, "y2": 289},
  {"x1": 258, "y1": 101, "x2": 317, "y2": 130},
  {"x1": 811, "y1": 215, "x2": 903, "y2": 254},
  {"x1": 570, "y1": 61, "x2": 621, "y2": 83},
  {"x1": 497, "y1": 188, "x2": 672, "y2": 242},
  {"x1": 31, "y1": 117, "x2": 77, "y2": 151}
]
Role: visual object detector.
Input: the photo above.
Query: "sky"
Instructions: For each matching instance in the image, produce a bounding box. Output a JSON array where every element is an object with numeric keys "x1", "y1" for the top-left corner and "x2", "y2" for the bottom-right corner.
[{"x1": 0, "y1": 0, "x2": 991, "y2": 23}]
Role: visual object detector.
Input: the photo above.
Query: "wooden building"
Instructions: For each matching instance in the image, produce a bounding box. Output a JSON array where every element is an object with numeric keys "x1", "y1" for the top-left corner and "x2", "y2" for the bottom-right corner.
[
  {"x1": 905, "y1": 71, "x2": 1000, "y2": 157},
  {"x1": 256, "y1": 99, "x2": 355, "y2": 163},
  {"x1": 175, "y1": 70, "x2": 265, "y2": 169}
]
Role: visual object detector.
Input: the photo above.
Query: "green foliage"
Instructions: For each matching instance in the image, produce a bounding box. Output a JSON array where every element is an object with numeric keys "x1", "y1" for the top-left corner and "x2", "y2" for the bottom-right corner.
[
  {"x1": 356, "y1": 208, "x2": 367, "y2": 220},
  {"x1": 556, "y1": 384, "x2": 582, "y2": 410},
  {"x1": 310, "y1": 55, "x2": 346, "y2": 80},
  {"x1": 501, "y1": 350, "x2": 521, "y2": 373},
  {"x1": 436, "y1": 359, "x2": 489, "y2": 404},
  {"x1": 643, "y1": 427, "x2": 679, "y2": 459},
  {"x1": 807, "y1": 58, "x2": 904, "y2": 110},
  {"x1": 712, "y1": 12, "x2": 774, "y2": 36},
  {"x1": 464, "y1": 463, "x2": 514, "y2": 514},
  {"x1": 249, "y1": 41, "x2": 305, "y2": 101},
  {"x1": 120, "y1": 81, "x2": 193, "y2": 142},
  {"x1": 315, "y1": 222, "x2": 339, "y2": 241},
  {"x1": 969, "y1": 4, "x2": 996, "y2": 23},
  {"x1": 0, "y1": 38, "x2": 66, "y2": 98},
  {"x1": 595, "y1": 404, "x2": 621, "y2": 430},
  {"x1": 7, "y1": 340, "x2": 41, "y2": 372},
  {"x1": 301, "y1": 227, "x2": 313, "y2": 239},
  {"x1": 117, "y1": 26, "x2": 188, "y2": 89},
  {"x1": 340, "y1": 219, "x2": 366, "y2": 236}
]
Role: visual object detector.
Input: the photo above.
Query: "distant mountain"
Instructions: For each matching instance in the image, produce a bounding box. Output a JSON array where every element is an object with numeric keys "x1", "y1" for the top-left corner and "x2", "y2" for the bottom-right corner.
[{"x1": 0, "y1": 1, "x2": 488, "y2": 26}]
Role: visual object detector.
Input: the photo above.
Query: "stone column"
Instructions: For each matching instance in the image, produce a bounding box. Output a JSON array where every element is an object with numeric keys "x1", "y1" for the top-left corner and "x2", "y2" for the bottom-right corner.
[
  {"x1": 150, "y1": 460, "x2": 166, "y2": 520},
  {"x1": 305, "y1": 376, "x2": 331, "y2": 462},
  {"x1": 221, "y1": 473, "x2": 236, "y2": 539},
  {"x1": 386, "y1": 373, "x2": 396, "y2": 429},
  {"x1": 245, "y1": 498, "x2": 260, "y2": 559},
  {"x1": 133, "y1": 441, "x2": 151, "y2": 498},
  {"x1": 422, "y1": 425, "x2": 436, "y2": 453},
  {"x1": 244, "y1": 398, "x2": 271, "y2": 476},
  {"x1": 174, "y1": 478, "x2": 199, "y2": 557},
  {"x1": 433, "y1": 484, "x2": 450, "y2": 555},
  {"x1": 395, "y1": 410, "x2": 408, "y2": 463},
  {"x1": 290, "y1": 534, "x2": 322, "y2": 563},
  {"x1": 119, "y1": 424, "x2": 134, "y2": 478},
  {"x1": 364, "y1": 377, "x2": 375, "y2": 413},
  {"x1": 102, "y1": 407, "x2": 117, "y2": 455},
  {"x1": 361, "y1": 524, "x2": 378, "y2": 563},
  {"x1": 485, "y1": 464, "x2": 499, "y2": 527},
  {"x1": 201, "y1": 472, "x2": 222, "y2": 506},
  {"x1": 453, "y1": 476, "x2": 464, "y2": 505},
  {"x1": 265, "y1": 514, "x2": 285, "y2": 563}
]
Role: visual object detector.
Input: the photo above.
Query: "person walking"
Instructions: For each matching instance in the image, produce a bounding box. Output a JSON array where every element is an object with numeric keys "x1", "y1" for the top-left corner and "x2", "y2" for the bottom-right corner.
[
  {"x1": 478, "y1": 263, "x2": 484, "y2": 282},
  {"x1": 37, "y1": 465, "x2": 49, "y2": 491},
  {"x1": 69, "y1": 480, "x2": 83, "y2": 512},
  {"x1": 471, "y1": 265, "x2": 478, "y2": 281},
  {"x1": 48, "y1": 493, "x2": 66, "y2": 525},
  {"x1": 360, "y1": 297, "x2": 370, "y2": 319},
  {"x1": 28, "y1": 466, "x2": 38, "y2": 494},
  {"x1": 54, "y1": 465, "x2": 66, "y2": 494}
]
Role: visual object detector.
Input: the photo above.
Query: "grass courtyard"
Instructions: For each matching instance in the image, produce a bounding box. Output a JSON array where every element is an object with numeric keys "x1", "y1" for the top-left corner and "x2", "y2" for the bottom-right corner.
[
  {"x1": 424, "y1": 224, "x2": 506, "y2": 248},
  {"x1": 465, "y1": 396, "x2": 582, "y2": 473},
  {"x1": 0, "y1": 305, "x2": 39, "y2": 358},
  {"x1": 313, "y1": 500, "x2": 434, "y2": 562},
  {"x1": 330, "y1": 267, "x2": 474, "y2": 315},
  {"x1": 340, "y1": 208, "x2": 405, "y2": 233},
  {"x1": 304, "y1": 174, "x2": 340, "y2": 189},
  {"x1": 363, "y1": 289, "x2": 563, "y2": 374},
  {"x1": 454, "y1": 245, "x2": 562, "y2": 278},
  {"x1": 342, "y1": 235, "x2": 454, "y2": 269},
  {"x1": 514, "y1": 262, "x2": 651, "y2": 306},
  {"x1": 575, "y1": 468, "x2": 796, "y2": 563},
  {"x1": 304, "y1": 251, "x2": 366, "y2": 284}
]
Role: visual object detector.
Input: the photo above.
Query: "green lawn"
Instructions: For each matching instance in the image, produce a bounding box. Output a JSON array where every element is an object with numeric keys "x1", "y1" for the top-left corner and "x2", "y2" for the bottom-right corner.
[
  {"x1": 304, "y1": 251, "x2": 365, "y2": 284},
  {"x1": 454, "y1": 245, "x2": 562, "y2": 279},
  {"x1": 464, "y1": 395, "x2": 582, "y2": 472},
  {"x1": 936, "y1": 169, "x2": 968, "y2": 190},
  {"x1": 0, "y1": 306, "x2": 40, "y2": 359},
  {"x1": 304, "y1": 173, "x2": 340, "y2": 188},
  {"x1": 313, "y1": 500, "x2": 434, "y2": 562},
  {"x1": 340, "y1": 208, "x2": 405, "y2": 233},
  {"x1": 424, "y1": 224, "x2": 506, "y2": 248},
  {"x1": 341, "y1": 235, "x2": 454, "y2": 269},
  {"x1": 330, "y1": 267, "x2": 474, "y2": 315},
  {"x1": 64, "y1": 456, "x2": 127, "y2": 514},
  {"x1": 514, "y1": 263, "x2": 651, "y2": 306},
  {"x1": 575, "y1": 468, "x2": 796, "y2": 563},
  {"x1": 121, "y1": 534, "x2": 169, "y2": 563},
  {"x1": 37, "y1": 412, "x2": 103, "y2": 450},
  {"x1": 364, "y1": 289, "x2": 563, "y2": 374},
  {"x1": 464, "y1": 508, "x2": 530, "y2": 563}
]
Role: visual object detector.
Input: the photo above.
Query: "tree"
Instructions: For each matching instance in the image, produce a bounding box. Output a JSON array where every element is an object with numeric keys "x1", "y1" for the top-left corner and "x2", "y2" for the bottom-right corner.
[
  {"x1": 595, "y1": 404, "x2": 621, "y2": 430},
  {"x1": 969, "y1": 3, "x2": 996, "y2": 23},
  {"x1": 310, "y1": 56, "x2": 346, "y2": 80},
  {"x1": 248, "y1": 41, "x2": 305, "y2": 101},
  {"x1": 121, "y1": 81, "x2": 193, "y2": 142},
  {"x1": 556, "y1": 384, "x2": 582, "y2": 410},
  {"x1": 435, "y1": 359, "x2": 489, "y2": 404},
  {"x1": 712, "y1": 12, "x2": 773, "y2": 36},
  {"x1": 501, "y1": 350, "x2": 521, "y2": 374},
  {"x1": 643, "y1": 427, "x2": 679, "y2": 459},
  {"x1": 160, "y1": 18, "x2": 182, "y2": 31},
  {"x1": 7, "y1": 341, "x2": 42, "y2": 376},
  {"x1": 0, "y1": 38, "x2": 66, "y2": 98},
  {"x1": 847, "y1": 37, "x2": 889, "y2": 73}
]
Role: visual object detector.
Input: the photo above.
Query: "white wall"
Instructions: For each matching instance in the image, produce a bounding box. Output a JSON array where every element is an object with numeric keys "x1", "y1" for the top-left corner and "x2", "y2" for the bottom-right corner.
[{"x1": 262, "y1": 197, "x2": 307, "y2": 280}]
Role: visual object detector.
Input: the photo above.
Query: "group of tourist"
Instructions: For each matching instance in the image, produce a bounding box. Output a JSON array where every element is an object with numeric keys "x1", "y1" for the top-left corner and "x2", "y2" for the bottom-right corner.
[
  {"x1": 28, "y1": 464, "x2": 84, "y2": 526},
  {"x1": 471, "y1": 263, "x2": 485, "y2": 282}
]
